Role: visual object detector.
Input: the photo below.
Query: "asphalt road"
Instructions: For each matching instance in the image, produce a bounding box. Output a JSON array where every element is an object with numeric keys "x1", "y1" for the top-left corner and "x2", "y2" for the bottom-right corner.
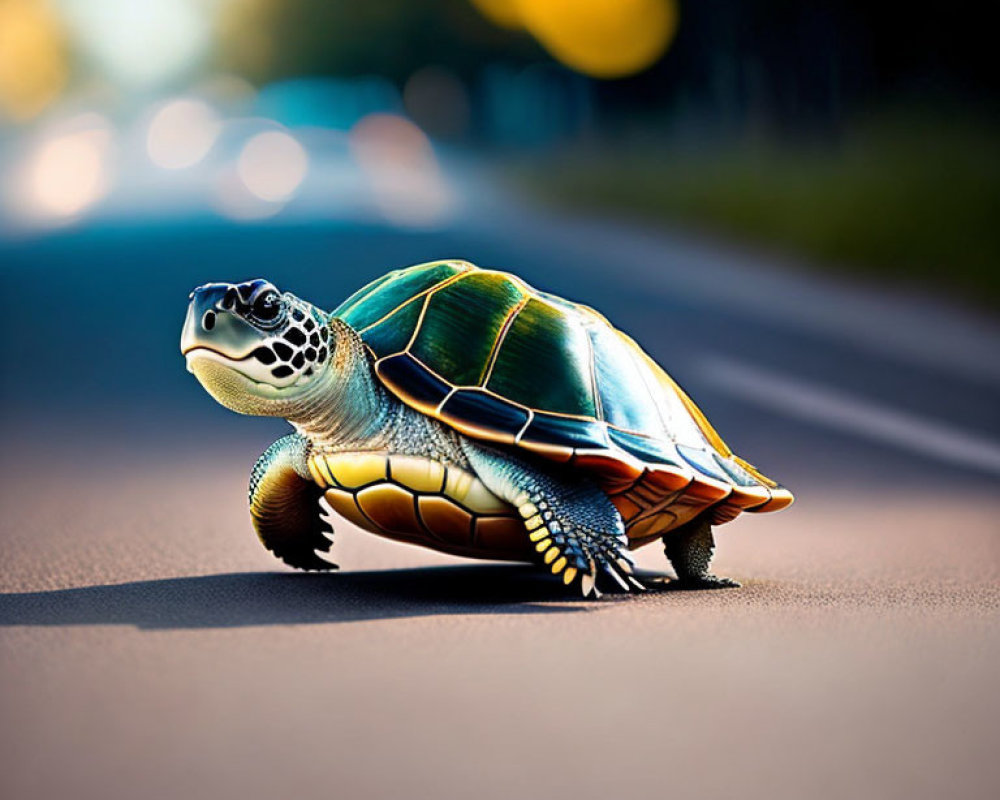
[{"x1": 1, "y1": 201, "x2": 998, "y2": 800}]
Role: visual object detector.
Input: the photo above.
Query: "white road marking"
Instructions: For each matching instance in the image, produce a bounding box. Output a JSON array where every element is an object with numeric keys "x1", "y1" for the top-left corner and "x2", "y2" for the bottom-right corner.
[{"x1": 699, "y1": 355, "x2": 1000, "y2": 478}]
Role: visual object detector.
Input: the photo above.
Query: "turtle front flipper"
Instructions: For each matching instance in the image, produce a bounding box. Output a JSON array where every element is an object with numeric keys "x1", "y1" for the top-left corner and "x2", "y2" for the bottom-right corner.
[
  {"x1": 463, "y1": 443, "x2": 642, "y2": 598},
  {"x1": 249, "y1": 434, "x2": 337, "y2": 571}
]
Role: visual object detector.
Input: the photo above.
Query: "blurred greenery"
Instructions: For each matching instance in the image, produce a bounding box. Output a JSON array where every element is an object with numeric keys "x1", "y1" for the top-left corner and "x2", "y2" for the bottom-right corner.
[{"x1": 516, "y1": 113, "x2": 1000, "y2": 309}]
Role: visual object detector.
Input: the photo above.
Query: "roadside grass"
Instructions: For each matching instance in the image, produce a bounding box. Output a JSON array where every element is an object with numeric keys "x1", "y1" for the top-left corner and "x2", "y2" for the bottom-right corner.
[{"x1": 515, "y1": 116, "x2": 1000, "y2": 309}]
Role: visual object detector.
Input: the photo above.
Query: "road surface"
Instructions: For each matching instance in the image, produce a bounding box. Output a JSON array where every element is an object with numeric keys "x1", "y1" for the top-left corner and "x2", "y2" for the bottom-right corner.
[{"x1": 1, "y1": 195, "x2": 998, "y2": 800}]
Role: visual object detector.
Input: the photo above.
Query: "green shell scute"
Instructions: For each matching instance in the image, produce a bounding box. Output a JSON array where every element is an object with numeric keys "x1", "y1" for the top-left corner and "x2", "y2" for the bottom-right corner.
[
  {"x1": 359, "y1": 297, "x2": 424, "y2": 356},
  {"x1": 409, "y1": 272, "x2": 524, "y2": 386},
  {"x1": 486, "y1": 297, "x2": 596, "y2": 417},
  {"x1": 334, "y1": 261, "x2": 469, "y2": 331},
  {"x1": 588, "y1": 324, "x2": 663, "y2": 433},
  {"x1": 335, "y1": 260, "x2": 791, "y2": 510}
]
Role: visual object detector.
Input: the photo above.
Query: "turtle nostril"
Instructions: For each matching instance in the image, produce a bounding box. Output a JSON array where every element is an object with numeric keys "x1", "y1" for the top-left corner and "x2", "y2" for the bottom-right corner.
[{"x1": 202, "y1": 310, "x2": 216, "y2": 331}]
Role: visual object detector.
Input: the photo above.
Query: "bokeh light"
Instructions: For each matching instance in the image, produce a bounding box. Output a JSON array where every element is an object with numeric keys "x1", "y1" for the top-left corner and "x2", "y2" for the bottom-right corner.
[
  {"x1": 24, "y1": 114, "x2": 113, "y2": 219},
  {"x1": 213, "y1": 169, "x2": 283, "y2": 222},
  {"x1": 470, "y1": 0, "x2": 678, "y2": 79},
  {"x1": 236, "y1": 130, "x2": 308, "y2": 202},
  {"x1": 146, "y1": 99, "x2": 221, "y2": 170},
  {"x1": 349, "y1": 113, "x2": 453, "y2": 228},
  {"x1": 0, "y1": 0, "x2": 67, "y2": 120},
  {"x1": 58, "y1": 0, "x2": 209, "y2": 88}
]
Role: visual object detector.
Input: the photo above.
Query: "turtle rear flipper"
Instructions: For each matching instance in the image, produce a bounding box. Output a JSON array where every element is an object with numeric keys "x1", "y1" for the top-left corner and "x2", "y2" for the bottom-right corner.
[
  {"x1": 463, "y1": 442, "x2": 643, "y2": 598},
  {"x1": 662, "y1": 516, "x2": 739, "y2": 589},
  {"x1": 250, "y1": 434, "x2": 338, "y2": 571}
]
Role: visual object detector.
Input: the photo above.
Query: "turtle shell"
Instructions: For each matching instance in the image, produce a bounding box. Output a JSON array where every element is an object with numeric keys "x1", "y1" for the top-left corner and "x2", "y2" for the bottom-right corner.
[{"x1": 333, "y1": 260, "x2": 792, "y2": 540}]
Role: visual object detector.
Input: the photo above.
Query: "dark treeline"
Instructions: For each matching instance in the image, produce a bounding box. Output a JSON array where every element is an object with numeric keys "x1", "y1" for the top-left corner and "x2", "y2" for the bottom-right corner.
[{"x1": 602, "y1": 0, "x2": 997, "y2": 135}]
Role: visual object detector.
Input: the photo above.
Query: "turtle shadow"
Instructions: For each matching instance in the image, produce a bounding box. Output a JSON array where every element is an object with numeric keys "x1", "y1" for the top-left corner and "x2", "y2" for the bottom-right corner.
[{"x1": 0, "y1": 564, "x2": 593, "y2": 631}]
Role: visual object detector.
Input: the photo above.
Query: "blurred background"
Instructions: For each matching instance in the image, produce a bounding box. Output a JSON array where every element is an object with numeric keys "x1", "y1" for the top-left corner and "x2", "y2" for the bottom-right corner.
[
  {"x1": 1, "y1": 4, "x2": 999, "y2": 800},
  {"x1": 1, "y1": 0, "x2": 997, "y2": 300},
  {"x1": 1, "y1": 0, "x2": 997, "y2": 433}
]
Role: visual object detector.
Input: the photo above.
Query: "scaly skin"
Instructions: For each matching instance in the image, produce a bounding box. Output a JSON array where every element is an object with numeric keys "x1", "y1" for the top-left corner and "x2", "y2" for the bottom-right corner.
[
  {"x1": 183, "y1": 279, "x2": 735, "y2": 597},
  {"x1": 461, "y1": 442, "x2": 641, "y2": 596},
  {"x1": 248, "y1": 434, "x2": 335, "y2": 571},
  {"x1": 289, "y1": 319, "x2": 470, "y2": 470},
  {"x1": 255, "y1": 322, "x2": 638, "y2": 595},
  {"x1": 662, "y1": 517, "x2": 741, "y2": 589}
]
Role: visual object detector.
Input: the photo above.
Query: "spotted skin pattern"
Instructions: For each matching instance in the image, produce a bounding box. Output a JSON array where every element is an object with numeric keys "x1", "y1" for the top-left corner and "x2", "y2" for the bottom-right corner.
[
  {"x1": 183, "y1": 263, "x2": 795, "y2": 599},
  {"x1": 249, "y1": 302, "x2": 329, "y2": 383}
]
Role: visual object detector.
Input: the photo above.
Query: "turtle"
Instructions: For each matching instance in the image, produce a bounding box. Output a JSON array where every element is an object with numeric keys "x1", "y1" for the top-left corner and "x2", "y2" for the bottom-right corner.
[{"x1": 181, "y1": 260, "x2": 792, "y2": 597}]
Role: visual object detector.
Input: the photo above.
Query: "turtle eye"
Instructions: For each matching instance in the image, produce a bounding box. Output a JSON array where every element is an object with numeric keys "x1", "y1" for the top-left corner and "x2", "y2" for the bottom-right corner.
[{"x1": 251, "y1": 290, "x2": 283, "y2": 325}]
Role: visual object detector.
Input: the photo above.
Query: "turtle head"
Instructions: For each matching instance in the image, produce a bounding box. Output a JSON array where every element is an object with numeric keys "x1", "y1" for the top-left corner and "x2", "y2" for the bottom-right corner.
[{"x1": 181, "y1": 279, "x2": 332, "y2": 416}]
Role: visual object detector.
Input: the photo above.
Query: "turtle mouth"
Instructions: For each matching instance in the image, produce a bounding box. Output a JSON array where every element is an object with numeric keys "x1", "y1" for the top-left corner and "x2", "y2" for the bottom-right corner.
[
  {"x1": 183, "y1": 346, "x2": 260, "y2": 381},
  {"x1": 184, "y1": 348, "x2": 263, "y2": 384},
  {"x1": 182, "y1": 344, "x2": 252, "y2": 361},
  {"x1": 185, "y1": 347, "x2": 318, "y2": 393},
  {"x1": 185, "y1": 348, "x2": 271, "y2": 384},
  {"x1": 185, "y1": 350, "x2": 294, "y2": 400}
]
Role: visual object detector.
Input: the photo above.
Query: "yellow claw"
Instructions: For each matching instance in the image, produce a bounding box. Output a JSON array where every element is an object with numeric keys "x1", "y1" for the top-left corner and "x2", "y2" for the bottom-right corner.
[
  {"x1": 544, "y1": 547, "x2": 559, "y2": 564},
  {"x1": 563, "y1": 567, "x2": 578, "y2": 585},
  {"x1": 535, "y1": 538, "x2": 552, "y2": 552},
  {"x1": 551, "y1": 556, "x2": 567, "y2": 574}
]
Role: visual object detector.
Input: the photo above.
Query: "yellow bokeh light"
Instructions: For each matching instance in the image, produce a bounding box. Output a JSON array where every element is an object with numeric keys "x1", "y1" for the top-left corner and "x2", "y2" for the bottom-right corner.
[
  {"x1": 0, "y1": 0, "x2": 67, "y2": 120},
  {"x1": 469, "y1": 0, "x2": 678, "y2": 80}
]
